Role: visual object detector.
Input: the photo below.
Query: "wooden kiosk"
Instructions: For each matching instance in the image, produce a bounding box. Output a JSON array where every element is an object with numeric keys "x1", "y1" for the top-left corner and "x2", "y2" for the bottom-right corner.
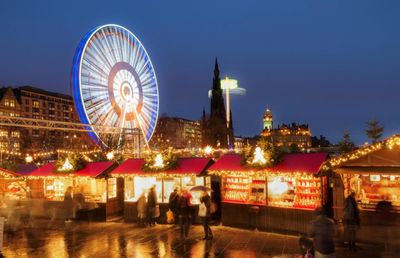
[
  {"x1": 208, "y1": 153, "x2": 328, "y2": 233},
  {"x1": 110, "y1": 157, "x2": 213, "y2": 223},
  {"x1": 26, "y1": 161, "x2": 120, "y2": 221}
]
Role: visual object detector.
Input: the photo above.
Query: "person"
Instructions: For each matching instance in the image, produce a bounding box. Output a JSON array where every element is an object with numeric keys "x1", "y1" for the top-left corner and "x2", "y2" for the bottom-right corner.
[
  {"x1": 147, "y1": 185, "x2": 158, "y2": 226},
  {"x1": 308, "y1": 207, "x2": 335, "y2": 258},
  {"x1": 137, "y1": 192, "x2": 147, "y2": 226},
  {"x1": 73, "y1": 186, "x2": 85, "y2": 220},
  {"x1": 168, "y1": 187, "x2": 179, "y2": 224},
  {"x1": 376, "y1": 195, "x2": 394, "y2": 252},
  {"x1": 178, "y1": 189, "x2": 192, "y2": 239},
  {"x1": 64, "y1": 186, "x2": 74, "y2": 222},
  {"x1": 343, "y1": 192, "x2": 360, "y2": 251},
  {"x1": 200, "y1": 191, "x2": 213, "y2": 240}
]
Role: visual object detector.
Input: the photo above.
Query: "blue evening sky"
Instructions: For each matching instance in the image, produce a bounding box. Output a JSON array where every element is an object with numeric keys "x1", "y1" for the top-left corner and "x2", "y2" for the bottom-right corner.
[{"x1": 0, "y1": 0, "x2": 399, "y2": 144}]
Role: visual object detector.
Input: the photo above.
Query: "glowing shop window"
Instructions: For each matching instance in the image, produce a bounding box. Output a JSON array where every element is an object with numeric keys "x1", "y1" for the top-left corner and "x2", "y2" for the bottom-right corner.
[
  {"x1": 107, "y1": 178, "x2": 117, "y2": 199},
  {"x1": 0, "y1": 130, "x2": 8, "y2": 137},
  {"x1": 182, "y1": 176, "x2": 195, "y2": 189},
  {"x1": 124, "y1": 177, "x2": 135, "y2": 201},
  {"x1": 45, "y1": 178, "x2": 73, "y2": 201},
  {"x1": 195, "y1": 177, "x2": 204, "y2": 186},
  {"x1": 134, "y1": 177, "x2": 156, "y2": 201}
]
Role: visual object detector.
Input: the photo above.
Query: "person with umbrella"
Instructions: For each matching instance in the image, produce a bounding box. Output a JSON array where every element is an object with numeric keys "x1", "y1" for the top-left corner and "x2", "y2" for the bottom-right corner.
[{"x1": 178, "y1": 188, "x2": 192, "y2": 240}]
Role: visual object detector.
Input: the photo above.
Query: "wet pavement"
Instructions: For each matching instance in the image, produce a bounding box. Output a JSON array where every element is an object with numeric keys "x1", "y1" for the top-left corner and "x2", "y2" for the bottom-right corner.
[{"x1": 2, "y1": 221, "x2": 398, "y2": 258}]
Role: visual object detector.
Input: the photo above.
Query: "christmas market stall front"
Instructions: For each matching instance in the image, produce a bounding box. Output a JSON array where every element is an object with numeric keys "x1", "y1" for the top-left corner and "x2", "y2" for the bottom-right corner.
[
  {"x1": 0, "y1": 168, "x2": 27, "y2": 219},
  {"x1": 26, "y1": 160, "x2": 119, "y2": 221},
  {"x1": 325, "y1": 135, "x2": 400, "y2": 224},
  {"x1": 110, "y1": 156, "x2": 213, "y2": 223},
  {"x1": 207, "y1": 152, "x2": 328, "y2": 233}
]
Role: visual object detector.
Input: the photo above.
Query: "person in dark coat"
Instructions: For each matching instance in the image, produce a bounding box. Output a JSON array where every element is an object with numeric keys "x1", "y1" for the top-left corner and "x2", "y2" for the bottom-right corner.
[
  {"x1": 199, "y1": 191, "x2": 213, "y2": 240},
  {"x1": 168, "y1": 187, "x2": 179, "y2": 224},
  {"x1": 147, "y1": 186, "x2": 158, "y2": 226},
  {"x1": 64, "y1": 186, "x2": 74, "y2": 222},
  {"x1": 343, "y1": 192, "x2": 360, "y2": 251},
  {"x1": 308, "y1": 207, "x2": 335, "y2": 258},
  {"x1": 178, "y1": 189, "x2": 192, "y2": 239}
]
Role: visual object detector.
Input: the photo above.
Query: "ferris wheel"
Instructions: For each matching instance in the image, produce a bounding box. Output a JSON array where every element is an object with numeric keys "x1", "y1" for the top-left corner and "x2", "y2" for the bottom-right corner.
[{"x1": 71, "y1": 24, "x2": 159, "y2": 148}]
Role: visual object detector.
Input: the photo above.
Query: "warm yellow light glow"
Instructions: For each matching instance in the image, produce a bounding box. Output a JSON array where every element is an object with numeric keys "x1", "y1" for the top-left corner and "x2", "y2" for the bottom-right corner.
[
  {"x1": 106, "y1": 151, "x2": 114, "y2": 160},
  {"x1": 204, "y1": 145, "x2": 213, "y2": 155},
  {"x1": 153, "y1": 154, "x2": 164, "y2": 168},
  {"x1": 59, "y1": 158, "x2": 73, "y2": 171},
  {"x1": 268, "y1": 178, "x2": 289, "y2": 195},
  {"x1": 252, "y1": 147, "x2": 266, "y2": 164},
  {"x1": 25, "y1": 155, "x2": 33, "y2": 163},
  {"x1": 221, "y1": 77, "x2": 239, "y2": 90}
]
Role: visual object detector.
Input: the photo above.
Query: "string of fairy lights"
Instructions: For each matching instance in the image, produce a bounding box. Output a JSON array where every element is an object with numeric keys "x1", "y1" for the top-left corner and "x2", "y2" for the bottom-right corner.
[{"x1": 322, "y1": 134, "x2": 400, "y2": 171}]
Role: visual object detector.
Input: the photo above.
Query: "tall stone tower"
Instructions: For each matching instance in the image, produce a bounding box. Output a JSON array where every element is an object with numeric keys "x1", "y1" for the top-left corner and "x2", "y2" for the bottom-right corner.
[
  {"x1": 202, "y1": 58, "x2": 234, "y2": 148},
  {"x1": 263, "y1": 108, "x2": 273, "y2": 130}
]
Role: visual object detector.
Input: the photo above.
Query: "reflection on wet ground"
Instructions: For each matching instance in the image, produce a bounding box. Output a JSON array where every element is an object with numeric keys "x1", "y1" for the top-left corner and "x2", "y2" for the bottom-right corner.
[{"x1": 2, "y1": 221, "x2": 396, "y2": 257}]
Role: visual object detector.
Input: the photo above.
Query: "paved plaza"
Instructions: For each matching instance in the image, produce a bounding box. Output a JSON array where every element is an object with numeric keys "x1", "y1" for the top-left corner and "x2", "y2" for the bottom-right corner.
[{"x1": 2, "y1": 220, "x2": 398, "y2": 258}]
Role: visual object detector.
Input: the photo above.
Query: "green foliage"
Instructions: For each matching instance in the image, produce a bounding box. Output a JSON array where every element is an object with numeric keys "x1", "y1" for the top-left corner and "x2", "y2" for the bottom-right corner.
[
  {"x1": 242, "y1": 138, "x2": 282, "y2": 169},
  {"x1": 365, "y1": 118, "x2": 384, "y2": 143},
  {"x1": 142, "y1": 149, "x2": 178, "y2": 172},
  {"x1": 338, "y1": 131, "x2": 356, "y2": 153},
  {"x1": 0, "y1": 160, "x2": 18, "y2": 171},
  {"x1": 54, "y1": 153, "x2": 86, "y2": 173}
]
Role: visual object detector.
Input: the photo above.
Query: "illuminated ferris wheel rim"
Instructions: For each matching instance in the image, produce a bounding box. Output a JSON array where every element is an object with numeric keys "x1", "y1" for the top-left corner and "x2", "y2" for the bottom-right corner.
[{"x1": 71, "y1": 24, "x2": 159, "y2": 146}]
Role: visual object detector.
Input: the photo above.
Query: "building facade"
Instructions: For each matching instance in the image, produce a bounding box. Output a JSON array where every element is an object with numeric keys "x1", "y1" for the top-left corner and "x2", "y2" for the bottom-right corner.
[
  {"x1": 202, "y1": 59, "x2": 234, "y2": 148},
  {"x1": 150, "y1": 116, "x2": 202, "y2": 150},
  {"x1": 260, "y1": 108, "x2": 311, "y2": 150},
  {"x1": 0, "y1": 86, "x2": 92, "y2": 155}
]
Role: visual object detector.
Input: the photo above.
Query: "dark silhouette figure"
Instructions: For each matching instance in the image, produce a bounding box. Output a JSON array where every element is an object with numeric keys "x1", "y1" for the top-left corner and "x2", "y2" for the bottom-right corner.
[
  {"x1": 168, "y1": 188, "x2": 179, "y2": 224},
  {"x1": 178, "y1": 189, "x2": 192, "y2": 239},
  {"x1": 147, "y1": 186, "x2": 158, "y2": 226},
  {"x1": 343, "y1": 192, "x2": 360, "y2": 251},
  {"x1": 308, "y1": 207, "x2": 335, "y2": 257},
  {"x1": 200, "y1": 191, "x2": 213, "y2": 240}
]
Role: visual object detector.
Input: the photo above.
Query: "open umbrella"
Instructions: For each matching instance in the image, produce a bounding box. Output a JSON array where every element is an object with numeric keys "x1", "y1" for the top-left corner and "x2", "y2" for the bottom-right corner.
[{"x1": 190, "y1": 185, "x2": 211, "y2": 192}]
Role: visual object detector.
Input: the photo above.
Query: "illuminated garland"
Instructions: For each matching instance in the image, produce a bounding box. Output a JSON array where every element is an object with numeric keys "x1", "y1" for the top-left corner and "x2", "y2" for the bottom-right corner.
[
  {"x1": 142, "y1": 150, "x2": 178, "y2": 172},
  {"x1": 53, "y1": 153, "x2": 86, "y2": 174},
  {"x1": 241, "y1": 142, "x2": 281, "y2": 169},
  {"x1": 111, "y1": 173, "x2": 198, "y2": 178},
  {"x1": 322, "y1": 134, "x2": 400, "y2": 171}
]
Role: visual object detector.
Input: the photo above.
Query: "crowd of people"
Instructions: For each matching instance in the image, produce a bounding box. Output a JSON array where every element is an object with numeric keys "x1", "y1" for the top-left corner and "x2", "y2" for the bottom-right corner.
[{"x1": 136, "y1": 186, "x2": 215, "y2": 241}]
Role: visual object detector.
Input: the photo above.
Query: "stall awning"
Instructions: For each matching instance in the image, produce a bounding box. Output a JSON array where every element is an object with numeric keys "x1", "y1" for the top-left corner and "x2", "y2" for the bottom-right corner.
[
  {"x1": 110, "y1": 159, "x2": 145, "y2": 175},
  {"x1": 268, "y1": 153, "x2": 328, "y2": 174},
  {"x1": 0, "y1": 167, "x2": 22, "y2": 178},
  {"x1": 208, "y1": 153, "x2": 328, "y2": 174},
  {"x1": 28, "y1": 161, "x2": 116, "y2": 178},
  {"x1": 208, "y1": 154, "x2": 251, "y2": 172},
  {"x1": 110, "y1": 158, "x2": 213, "y2": 176},
  {"x1": 168, "y1": 158, "x2": 214, "y2": 175}
]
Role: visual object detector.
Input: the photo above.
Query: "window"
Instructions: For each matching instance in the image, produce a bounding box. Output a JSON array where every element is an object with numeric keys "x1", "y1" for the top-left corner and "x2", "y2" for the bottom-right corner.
[
  {"x1": 33, "y1": 100, "x2": 40, "y2": 108},
  {"x1": 33, "y1": 129, "x2": 39, "y2": 136},
  {"x1": 0, "y1": 130, "x2": 8, "y2": 137},
  {"x1": 25, "y1": 107, "x2": 29, "y2": 112},
  {"x1": 10, "y1": 100, "x2": 15, "y2": 107},
  {"x1": 107, "y1": 178, "x2": 117, "y2": 199},
  {"x1": 25, "y1": 99, "x2": 29, "y2": 105},
  {"x1": 11, "y1": 131, "x2": 20, "y2": 138},
  {"x1": 32, "y1": 108, "x2": 39, "y2": 114},
  {"x1": 49, "y1": 102, "x2": 55, "y2": 109},
  {"x1": 4, "y1": 99, "x2": 10, "y2": 107},
  {"x1": 42, "y1": 102, "x2": 46, "y2": 108}
]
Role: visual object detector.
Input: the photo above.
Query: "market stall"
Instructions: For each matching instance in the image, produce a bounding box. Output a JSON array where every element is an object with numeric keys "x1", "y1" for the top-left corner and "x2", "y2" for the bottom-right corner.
[
  {"x1": 325, "y1": 135, "x2": 400, "y2": 223},
  {"x1": 208, "y1": 152, "x2": 328, "y2": 233},
  {"x1": 26, "y1": 161, "x2": 118, "y2": 221},
  {"x1": 0, "y1": 168, "x2": 26, "y2": 201},
  {"x1": 110, "y1": 157, "x2": 213, "y2": 223}
]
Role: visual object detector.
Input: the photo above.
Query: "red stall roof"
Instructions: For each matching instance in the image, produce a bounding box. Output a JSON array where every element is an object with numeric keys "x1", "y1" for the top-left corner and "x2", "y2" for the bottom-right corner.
[
  {"x1": 110, "y1": 157, "x2": 213, "y2": 176},
  {"x1": 208, "y1": 153, "x2": 328, "y2": 174},
  {"x1": 269, "y1": 153, "x2": 328, "y2": 174},
  {"x1": 28, "y1": 161, "x2": 115, "y2": 177},
  {"x1": 0, "y1": 167, "x2": 22, "y2": 178},
  {"x1": 110, "y1": 159, "x2": 145, "y2": 175}
]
